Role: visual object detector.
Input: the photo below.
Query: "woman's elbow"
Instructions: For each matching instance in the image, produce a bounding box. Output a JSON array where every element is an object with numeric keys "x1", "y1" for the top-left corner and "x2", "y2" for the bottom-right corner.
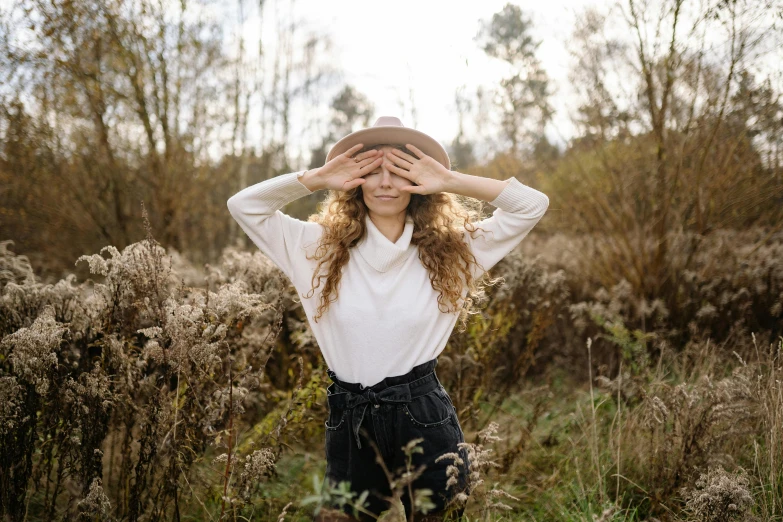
[{"x1": 226, "y1": 195, "x2": 242, "y2": 217}]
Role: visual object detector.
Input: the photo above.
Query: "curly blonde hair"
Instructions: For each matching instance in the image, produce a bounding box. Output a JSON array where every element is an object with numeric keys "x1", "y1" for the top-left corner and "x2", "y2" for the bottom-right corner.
[{"x1": 302, "y1": 143, "x2": 502, "y2": 332}]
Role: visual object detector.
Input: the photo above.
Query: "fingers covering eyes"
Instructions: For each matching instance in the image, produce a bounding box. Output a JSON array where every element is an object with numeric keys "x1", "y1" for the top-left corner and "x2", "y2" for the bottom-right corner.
[{"x1": 359, "y1": 155, "x2": 382, "y2": 169}]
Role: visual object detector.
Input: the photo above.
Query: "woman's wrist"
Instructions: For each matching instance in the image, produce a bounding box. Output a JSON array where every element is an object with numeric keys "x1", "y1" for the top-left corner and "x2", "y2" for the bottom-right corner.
[{"x1": 299, "y1": 168, "x2": 323, "y2": 192}]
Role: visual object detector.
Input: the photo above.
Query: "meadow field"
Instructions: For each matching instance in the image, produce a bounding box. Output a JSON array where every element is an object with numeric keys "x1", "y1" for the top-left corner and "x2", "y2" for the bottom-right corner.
[
  {"x1": 1, "y1": 222, "x2": 781, "y2": 521},
  {"x1": 2, "y1": 0, "x2": 782, "y2": 520}
]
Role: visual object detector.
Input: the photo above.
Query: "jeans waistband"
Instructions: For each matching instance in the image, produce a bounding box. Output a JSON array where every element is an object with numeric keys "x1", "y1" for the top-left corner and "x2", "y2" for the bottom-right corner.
[{"x1": 325, "y1": 358, "x2": 442, "y2": 450}]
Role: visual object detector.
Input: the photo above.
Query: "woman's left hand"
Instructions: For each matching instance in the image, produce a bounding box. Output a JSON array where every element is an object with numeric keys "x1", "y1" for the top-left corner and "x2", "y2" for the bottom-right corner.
[{"x1": 383, "y1": 144, "x2": 453, "y2": 195}]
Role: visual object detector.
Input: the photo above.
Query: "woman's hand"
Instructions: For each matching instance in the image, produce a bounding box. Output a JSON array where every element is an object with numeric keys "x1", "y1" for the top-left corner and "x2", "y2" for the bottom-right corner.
[
  {"x1": 383, "y1": 144, "x2": 453, "y2": 195},
  {"x1": 304, "y1": 143, "x2": 382, "y2": 192}
]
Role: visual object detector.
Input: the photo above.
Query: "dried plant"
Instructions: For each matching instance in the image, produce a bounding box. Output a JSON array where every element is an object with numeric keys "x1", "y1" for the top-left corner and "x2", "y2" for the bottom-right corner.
[
  {"x1": 302, "y1": 436, "x2": 440, "y2": 522},
  {"x1": 435, "y1": 422, "x2": 519, "y2": 522},
  {"x1": 0, "y1": 216, "x2": 296, "y2": 521},
  {"x1": 680, "y1": 466, "x2": 755, "y2": 522},
  {"x1": 1, "y1": 212, "x2": 781, "y2": 521}
]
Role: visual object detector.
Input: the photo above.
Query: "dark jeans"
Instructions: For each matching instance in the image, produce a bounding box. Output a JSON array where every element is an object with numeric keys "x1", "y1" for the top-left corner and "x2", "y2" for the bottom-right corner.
[{"x1": 320, "y1": 358, "x2": 471, "y2": 521}]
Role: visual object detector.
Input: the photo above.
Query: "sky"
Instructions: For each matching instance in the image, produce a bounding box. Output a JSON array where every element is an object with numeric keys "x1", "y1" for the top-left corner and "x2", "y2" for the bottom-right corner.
[
  {"x1": 229, "y1": 0, "x2": 601, "y2": 165},
  {"x1": 4, "y1": 0, "x2": 779, "y2": 167},
  {"x1": 0, "y1": 0, "x2": 598, "y2": 164},
  {"x1": 301, "y1": 0, "x2": 593, "y2": 141}
]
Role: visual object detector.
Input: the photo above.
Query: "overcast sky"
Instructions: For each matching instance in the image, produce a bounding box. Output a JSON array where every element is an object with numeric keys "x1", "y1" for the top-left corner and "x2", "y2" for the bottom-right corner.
[
  {"x1": 5, "y1": 0, "x2": 778, "y2": 167},
  {"x1": 0, "y1": 0, "x2": 596, "y2": 163},
  {"x1": 228, "y1": 0, "x2": 601, "y2": 165},
  {"x1": 303, "y1": 0, "x2": 594, "y2": 143}
]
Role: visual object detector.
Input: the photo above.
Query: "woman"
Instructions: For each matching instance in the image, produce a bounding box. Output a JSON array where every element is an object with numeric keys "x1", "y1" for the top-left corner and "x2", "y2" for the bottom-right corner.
[{"x1": 227, "y1": 116, "x2": 549, "y2": 521}]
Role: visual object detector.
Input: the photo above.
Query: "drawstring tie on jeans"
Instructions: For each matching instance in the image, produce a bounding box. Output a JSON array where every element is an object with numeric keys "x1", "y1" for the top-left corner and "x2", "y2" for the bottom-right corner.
[
  {"x1": 327, "y1": 378, "x2": 440, "y2": 450},
  {"x1": 346, "y1": 384, "x2": 411, "y2": 450}
]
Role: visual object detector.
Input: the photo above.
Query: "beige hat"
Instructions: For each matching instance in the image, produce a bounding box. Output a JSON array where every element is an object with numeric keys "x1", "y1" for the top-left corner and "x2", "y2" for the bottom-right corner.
[{"x1": 326, "y1": 116, "x2": 451, "y2": 170}]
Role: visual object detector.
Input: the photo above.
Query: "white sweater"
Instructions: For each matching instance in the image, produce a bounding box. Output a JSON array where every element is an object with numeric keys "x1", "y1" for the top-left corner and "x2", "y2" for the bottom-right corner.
[{"x1": 227, "y1": 170, "x2": 549, "y2": 387}]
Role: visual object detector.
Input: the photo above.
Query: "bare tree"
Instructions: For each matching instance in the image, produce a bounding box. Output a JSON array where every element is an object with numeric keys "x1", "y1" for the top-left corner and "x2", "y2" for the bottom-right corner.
[
  {"x1": 475, "y1": 2, "x2": 554, "y2": 157},
  {"x1": 560, "y1": 0, "x2": 783, "y2": 298}
]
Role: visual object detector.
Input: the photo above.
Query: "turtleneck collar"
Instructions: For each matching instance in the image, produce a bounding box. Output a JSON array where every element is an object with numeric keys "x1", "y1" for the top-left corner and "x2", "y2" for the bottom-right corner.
[{"x1": 355, "y1": 213, "x2": 416, "y2": 273}]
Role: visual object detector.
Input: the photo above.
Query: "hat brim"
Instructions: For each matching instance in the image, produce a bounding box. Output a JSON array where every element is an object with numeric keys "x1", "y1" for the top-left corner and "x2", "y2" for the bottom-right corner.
[{"x1": 326, "y1": 126, "x2": 451, "y2": 170}]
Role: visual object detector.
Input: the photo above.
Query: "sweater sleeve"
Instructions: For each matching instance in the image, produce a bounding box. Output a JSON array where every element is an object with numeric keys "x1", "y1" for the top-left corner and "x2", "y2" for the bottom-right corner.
[
  {"x1": 464, "y1": 176, "x2": 550, "y2": 279},
  {"x1": 226, "y1": 170, "x2": 317, "y2": 281}
]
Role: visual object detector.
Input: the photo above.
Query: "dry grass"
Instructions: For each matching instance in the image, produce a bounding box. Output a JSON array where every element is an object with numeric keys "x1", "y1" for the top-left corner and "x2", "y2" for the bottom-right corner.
[{"x1": 1, "y1": 223, "x2": 782, "y2": 521}]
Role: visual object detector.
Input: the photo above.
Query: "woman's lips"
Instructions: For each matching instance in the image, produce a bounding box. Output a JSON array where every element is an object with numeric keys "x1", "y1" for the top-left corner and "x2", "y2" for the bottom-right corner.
[{"x1": 377, "y1": 196, "x2": 397, "y2": 200}]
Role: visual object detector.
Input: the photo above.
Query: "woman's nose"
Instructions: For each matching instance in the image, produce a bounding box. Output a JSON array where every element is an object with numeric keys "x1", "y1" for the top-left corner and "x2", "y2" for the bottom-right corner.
[{"x1": 380, "y1": 166, "x2": 393, "y2": 185}]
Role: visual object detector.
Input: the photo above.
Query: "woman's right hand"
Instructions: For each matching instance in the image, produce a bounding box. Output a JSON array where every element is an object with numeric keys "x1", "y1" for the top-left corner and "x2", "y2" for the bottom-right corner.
[{"x1": 301, "y1": 143, "x2": 383, "y2": 192}]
